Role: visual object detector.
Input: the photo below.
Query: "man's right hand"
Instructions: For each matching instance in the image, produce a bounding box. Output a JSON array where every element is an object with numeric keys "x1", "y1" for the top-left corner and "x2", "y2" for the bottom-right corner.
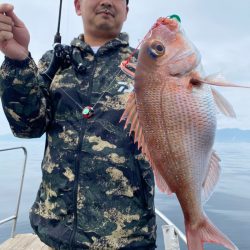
[{"x1": 0, "y1": 3, "x2": 30, "y2": 60}]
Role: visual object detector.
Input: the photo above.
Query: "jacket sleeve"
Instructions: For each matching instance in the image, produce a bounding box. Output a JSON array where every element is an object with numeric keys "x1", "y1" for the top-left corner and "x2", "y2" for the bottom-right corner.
[{"x1": 0, "y1": 51, "x2": 53, "y2": 138}]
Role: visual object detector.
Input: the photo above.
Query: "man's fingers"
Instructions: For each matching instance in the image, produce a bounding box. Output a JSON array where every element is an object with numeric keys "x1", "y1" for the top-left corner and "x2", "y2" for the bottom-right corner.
[
  {"x1": 5, "y1": 9, "x2": 24, "y2": 27},
  {"x1": 0, "y1": 22, "x2": 13, "y2": 32},
  {"x1": 0, "y1": 4, "x2": 29, "y2": 59},
  {"x1": 0, "y1": 3, "x2": 14, "y2": 13},
  {"x1": 0, "y1": 4, "x2": 24, "y2": 27},
  {"x1": 0, "y1": 30, "x2": 13, "y2": 42},
  {"x1": 0, "y1": 13, "x2": 14, "y2": 25}
]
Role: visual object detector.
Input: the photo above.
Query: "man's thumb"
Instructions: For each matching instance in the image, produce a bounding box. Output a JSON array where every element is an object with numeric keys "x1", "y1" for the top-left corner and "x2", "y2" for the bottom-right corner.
[
  {"x1": 0, "y1": 3, "x2": 13, "y2": 13},
  {"x1": 6, "y1": 8, "x2": 24, "y2": 27}
]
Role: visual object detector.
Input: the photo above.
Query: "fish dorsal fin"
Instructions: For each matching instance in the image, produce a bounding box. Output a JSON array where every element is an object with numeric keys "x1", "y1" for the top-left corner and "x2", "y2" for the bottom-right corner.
[
  {"x1": 120, "y1": 92, "x2": 174, "y2": 195},
  {"x1": 120, "y1": 92, "x2": 153, "y2": 163},
  {"x1": 211, "y1": 87, "x2": 236, "y2": 118},
  {"x1": 120, "y1": 92, "x2": 148, "y2": 152},
  {"x1": 202, "y1": 151, "x2": 221, "y2": 203}
]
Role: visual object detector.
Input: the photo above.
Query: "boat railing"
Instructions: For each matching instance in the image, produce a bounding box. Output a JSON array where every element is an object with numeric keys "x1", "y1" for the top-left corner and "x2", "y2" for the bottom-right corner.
[
  {"x1": 155, "y1": 208, "x2": 187, "y2": 249},
  {"x1": 0, "y1": 147, "x2": 28, "y2": 238}
]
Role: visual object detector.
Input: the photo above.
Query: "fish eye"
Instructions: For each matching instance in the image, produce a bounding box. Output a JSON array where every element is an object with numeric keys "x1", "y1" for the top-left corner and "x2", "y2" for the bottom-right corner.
[
  {"x1": 156, "y1": 44, "x2": 164, "y2": 52},
  {"x1": 149, "y1": 41, "x2": 165, "y2": 57}
]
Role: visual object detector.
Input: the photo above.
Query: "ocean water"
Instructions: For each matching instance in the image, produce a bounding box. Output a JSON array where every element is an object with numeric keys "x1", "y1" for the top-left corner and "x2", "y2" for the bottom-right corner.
[{"x1": 0, "y1": 139, "x2": 250, "y2": 250}]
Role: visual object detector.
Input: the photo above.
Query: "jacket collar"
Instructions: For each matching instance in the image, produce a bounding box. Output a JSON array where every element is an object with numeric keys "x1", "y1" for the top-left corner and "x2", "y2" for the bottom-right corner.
[{"x1": 71, "y1": 32, "x2": 129, "y2": 54}]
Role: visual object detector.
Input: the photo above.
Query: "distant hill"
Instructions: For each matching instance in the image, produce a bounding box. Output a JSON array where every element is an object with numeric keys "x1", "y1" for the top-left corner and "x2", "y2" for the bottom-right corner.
[
  {"x1": 0, "y1": 133, "x2": 45, "y2": 142},
  {"x1": 215, "y1": 128, "x2": 250, "y2": 143},
  {"x1": 1, "y1": 129, "x2": 250, "y2": 143}
]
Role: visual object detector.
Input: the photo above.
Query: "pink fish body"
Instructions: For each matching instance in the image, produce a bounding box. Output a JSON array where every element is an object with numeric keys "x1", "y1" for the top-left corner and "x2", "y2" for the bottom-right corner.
[{"x1": 121, "y1": 17, "x2": 238, "y2": 250}]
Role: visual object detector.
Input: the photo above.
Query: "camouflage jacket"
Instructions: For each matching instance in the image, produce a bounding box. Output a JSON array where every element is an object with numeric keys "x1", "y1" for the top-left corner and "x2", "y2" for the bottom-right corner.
[{"x1": 0, "y1": 33, "x2": 156, "y2": 250}]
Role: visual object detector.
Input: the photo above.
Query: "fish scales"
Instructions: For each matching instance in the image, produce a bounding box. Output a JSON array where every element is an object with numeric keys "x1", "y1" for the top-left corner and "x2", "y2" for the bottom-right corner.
[{"x1": 136, "y1": 75, "x2": 216, "y2": 198}]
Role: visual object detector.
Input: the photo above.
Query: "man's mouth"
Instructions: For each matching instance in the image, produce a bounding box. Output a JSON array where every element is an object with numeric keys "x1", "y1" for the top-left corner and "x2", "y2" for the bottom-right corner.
[{"x1": 96, "y1": 9, "x2": 115, "y2": 17}]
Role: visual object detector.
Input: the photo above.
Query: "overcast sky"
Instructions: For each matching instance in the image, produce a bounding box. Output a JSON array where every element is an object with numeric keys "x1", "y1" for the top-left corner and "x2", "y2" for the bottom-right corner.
[{"x1": 1, "y1": 0, "x2": 250, "y2": 135}]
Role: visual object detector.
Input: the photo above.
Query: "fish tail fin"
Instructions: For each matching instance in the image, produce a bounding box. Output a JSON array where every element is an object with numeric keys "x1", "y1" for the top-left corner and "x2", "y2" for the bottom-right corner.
[{"x1": 185, "y1": 214, "x2": 238, "y2": 250}]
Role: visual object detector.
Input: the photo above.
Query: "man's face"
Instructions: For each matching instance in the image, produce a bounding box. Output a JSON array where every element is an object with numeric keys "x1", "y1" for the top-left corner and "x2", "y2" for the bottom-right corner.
[{"x1": 74, "y1": 0, "x2": 129, "y2": 37}]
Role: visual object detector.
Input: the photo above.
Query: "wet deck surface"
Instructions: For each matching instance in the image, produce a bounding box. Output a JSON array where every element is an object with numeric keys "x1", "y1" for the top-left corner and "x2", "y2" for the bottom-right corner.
[{"x1": 0, "y1": 234, "x2": 52, "y2": 250}]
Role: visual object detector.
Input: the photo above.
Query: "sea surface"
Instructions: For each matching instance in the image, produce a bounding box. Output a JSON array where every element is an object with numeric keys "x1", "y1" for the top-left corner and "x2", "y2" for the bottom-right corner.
[{"x1": 0, "y1": 139, "x2": 250, "y2": 250}]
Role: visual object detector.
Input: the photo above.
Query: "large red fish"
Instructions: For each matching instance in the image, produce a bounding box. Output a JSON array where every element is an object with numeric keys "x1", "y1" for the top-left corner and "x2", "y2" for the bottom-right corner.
[{"x1": 120, "y1": 17, "x2": 241, "y2": 250}]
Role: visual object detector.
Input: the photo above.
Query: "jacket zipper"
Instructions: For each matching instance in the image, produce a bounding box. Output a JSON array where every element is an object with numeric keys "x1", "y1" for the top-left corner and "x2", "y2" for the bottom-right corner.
[{"x1": 69, "y1": 56, "x2": 98, "y2": 249}]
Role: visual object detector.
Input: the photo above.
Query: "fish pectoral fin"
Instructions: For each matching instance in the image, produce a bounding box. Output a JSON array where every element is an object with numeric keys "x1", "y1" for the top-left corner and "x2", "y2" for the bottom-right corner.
[
  {"x1": 211, "y1": 87, "x2": 236, "y2": 118},
  {"x1": 191, "y1": 73, "x2": 250, "y2": 88},
  {"x1": 120, "y1": 60, "x2": 136, "y2": 79},
  {"x1": 202, "y1": 151, "x2": 221, "y2": 203},
  {"x1": 154, "y1": 168, "x2": 173, "y2": 195},
  {"x1": 190, "y1": 74, "x2": 243, "y2": 118}
]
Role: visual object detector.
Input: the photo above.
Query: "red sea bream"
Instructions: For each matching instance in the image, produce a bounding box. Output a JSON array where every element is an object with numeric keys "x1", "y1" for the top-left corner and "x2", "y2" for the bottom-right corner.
[{"x1": 120, "y1": 17, "x2": 239, "y2": 250}]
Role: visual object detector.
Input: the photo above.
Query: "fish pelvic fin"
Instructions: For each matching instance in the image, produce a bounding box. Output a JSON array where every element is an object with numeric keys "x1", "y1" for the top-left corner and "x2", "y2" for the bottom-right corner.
[
  {"x1": 185, "y1": 214, "x2": 238, "y2": 250},
  {"x1": 211, "y1": 87, "x2": 236, "y2": 118},
  {"x1": 202, "y1": 151, "x2": 221, "y2": 203}
]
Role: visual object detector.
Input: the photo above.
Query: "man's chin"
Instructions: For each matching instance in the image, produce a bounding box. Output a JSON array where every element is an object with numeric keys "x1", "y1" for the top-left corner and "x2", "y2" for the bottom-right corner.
[{"x1": 96, "y1": 23, "x2": 115, "y2": 32}]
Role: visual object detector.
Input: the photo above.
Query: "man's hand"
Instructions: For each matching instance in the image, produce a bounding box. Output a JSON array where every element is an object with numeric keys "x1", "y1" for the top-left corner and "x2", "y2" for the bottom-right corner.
[{"x1": 0, "y1": 3, "x2": 30, "y2": 60}]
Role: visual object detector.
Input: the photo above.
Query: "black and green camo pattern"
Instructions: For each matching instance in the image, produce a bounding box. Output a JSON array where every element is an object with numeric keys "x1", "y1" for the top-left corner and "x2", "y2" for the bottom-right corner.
[{"x1": 0, "y1": 33, "x2": 156, "y2": 249}]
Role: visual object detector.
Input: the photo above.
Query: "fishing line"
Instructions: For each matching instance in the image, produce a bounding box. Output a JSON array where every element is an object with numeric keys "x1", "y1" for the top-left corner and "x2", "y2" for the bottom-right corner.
[{"x1": 7, "y1": 45, "x2": 127, "y2": 118}]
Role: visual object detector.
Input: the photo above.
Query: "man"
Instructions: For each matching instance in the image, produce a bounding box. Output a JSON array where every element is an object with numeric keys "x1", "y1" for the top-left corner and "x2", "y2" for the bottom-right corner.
[{"x1": 0, "y1": 0, "x2": 156, "y2": 249}]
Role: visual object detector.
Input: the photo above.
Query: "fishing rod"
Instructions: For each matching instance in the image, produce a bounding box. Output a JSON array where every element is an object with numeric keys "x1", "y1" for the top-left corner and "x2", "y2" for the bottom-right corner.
[
  {"x1": 54, "y1": 0, "x2": 63, "y2": 44},
  {"x1": 40, "y1": 0, "x2": 75, "y2": 81}
]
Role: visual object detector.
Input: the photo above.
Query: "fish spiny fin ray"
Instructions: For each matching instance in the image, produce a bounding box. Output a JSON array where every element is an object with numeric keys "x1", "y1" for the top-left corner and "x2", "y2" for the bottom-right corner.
[
  {"x1": 211, "y1": 88, "x2": 236, "y2": 118},
  {"x1": 185, "y1": 214, "x2": 238, "y2": 250},
  {"x1": 120, "y1": 92, "x2": 151, "y2": 162},
  {"x1": 120, "y1": 93, "x2": 172, "y2": 194},
  {"x1": 202, "y1": 151, "x2": 221, "y2": 203}
]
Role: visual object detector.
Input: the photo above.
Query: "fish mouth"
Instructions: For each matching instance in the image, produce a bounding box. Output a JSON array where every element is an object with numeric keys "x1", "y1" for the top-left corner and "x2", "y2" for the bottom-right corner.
[{"x1": 153, "y1": 17, "x2": 180, "y2": 32}]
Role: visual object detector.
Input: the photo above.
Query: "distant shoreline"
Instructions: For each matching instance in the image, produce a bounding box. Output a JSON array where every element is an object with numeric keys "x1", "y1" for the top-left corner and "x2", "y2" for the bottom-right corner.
[{"x1": 1, "y1": 128, "x2": 250, "y2": 143}]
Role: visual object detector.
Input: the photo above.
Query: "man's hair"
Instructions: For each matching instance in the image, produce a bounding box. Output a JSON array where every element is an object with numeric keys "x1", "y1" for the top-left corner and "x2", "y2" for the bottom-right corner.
[{"x1": 126, "y1": 0, "x2": 129, "y2": 4}]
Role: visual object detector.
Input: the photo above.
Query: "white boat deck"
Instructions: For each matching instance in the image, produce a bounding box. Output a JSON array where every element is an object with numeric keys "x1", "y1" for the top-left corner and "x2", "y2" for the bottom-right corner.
[{"x1": 0, "y1": 233, "x2": 52, "y2": 250}]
